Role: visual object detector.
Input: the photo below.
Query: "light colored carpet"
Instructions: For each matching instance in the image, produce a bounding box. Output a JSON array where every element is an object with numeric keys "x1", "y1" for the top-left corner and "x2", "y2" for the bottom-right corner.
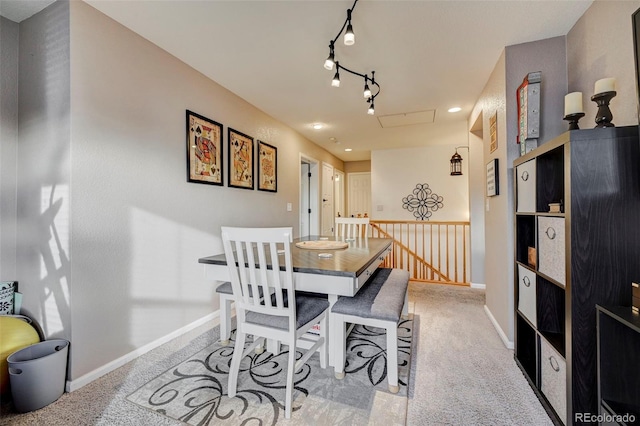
[
  {"x1": 0, "y1": 283, "x2": 552, "y2": 425},
  {"x1": 406, "y1": 283, "x2": 553, "y2": 425}
]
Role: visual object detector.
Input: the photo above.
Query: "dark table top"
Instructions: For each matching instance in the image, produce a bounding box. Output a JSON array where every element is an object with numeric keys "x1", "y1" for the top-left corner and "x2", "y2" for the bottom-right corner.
[{"x1": 198, "y1": 236, "x2": 392, "y2": 278}]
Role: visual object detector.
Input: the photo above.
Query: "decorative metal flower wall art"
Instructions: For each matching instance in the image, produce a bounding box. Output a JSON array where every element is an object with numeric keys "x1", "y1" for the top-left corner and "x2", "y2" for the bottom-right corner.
[{"x1": 402, "y1": 183, "x2": 444, "y2": 220}]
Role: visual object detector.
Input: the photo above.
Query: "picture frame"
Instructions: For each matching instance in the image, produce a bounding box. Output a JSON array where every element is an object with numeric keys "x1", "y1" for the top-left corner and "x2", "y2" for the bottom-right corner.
[
  {"x1": 486, "y1": 158, "x2": 499, "y2": 197},
  {"x1": 257, "y1": 140, "x2": 277, "y2": 192},
  {"x1": 228, "y1": 128, "x2": 254, "y2": 190},
  {"x1": 489, "y1": 112, "x2": 498, "y2": 153},
  {"x1": 186, "y1": 110, "x2": 223, "y2": 185}
]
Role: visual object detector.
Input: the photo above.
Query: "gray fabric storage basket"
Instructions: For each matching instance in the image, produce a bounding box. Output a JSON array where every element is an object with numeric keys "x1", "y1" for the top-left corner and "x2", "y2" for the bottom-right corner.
[{"x1": 7, "y1": 339, "x2": 69, "y2": 413}]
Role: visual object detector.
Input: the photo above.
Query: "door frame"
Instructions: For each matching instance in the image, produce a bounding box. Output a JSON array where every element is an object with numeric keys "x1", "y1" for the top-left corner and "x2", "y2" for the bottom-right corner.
[{"x1": 299, "y1": 154, "x2": 319, "y2": 237}]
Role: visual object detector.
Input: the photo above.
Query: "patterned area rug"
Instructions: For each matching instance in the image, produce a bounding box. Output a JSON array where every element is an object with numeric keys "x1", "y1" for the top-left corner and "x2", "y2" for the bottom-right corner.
[{"x1": 127, "y1": 316, "x2": 414, "y2": 425}]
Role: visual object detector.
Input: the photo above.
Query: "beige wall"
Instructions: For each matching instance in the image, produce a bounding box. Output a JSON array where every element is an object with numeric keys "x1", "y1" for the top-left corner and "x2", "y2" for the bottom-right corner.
[
  {"x1": 567, "y1": 0, "x2": 640, "y2": 127},
  {"x1": 7, "y1": 0, "x2": 343, "y2": 387},
  {"x1": 469, "y1": 51, "x2": 509, "y2": 343},
  {"x1": 344, "y1": 160, "x2": 371, "y2": 173}
]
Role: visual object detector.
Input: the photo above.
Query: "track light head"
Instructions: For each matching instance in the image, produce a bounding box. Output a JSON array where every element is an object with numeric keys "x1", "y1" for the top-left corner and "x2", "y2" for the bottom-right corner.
[
  {"x1": 344, "y1": 23, "x2": 355, "y2": 45},
  {"x1": 324, "y1": 42, "x2": 335, "y2": 70},
  {"x1": 367, "y1": 99, "x2": 375, "y2": 115},
  {"x1": 363, "y1": 75, "x2": 371, "y2": 98},
  {"x1": 332, "y1": 64, "x2": 341, "y2": 87},
  {"x1": 344, "y1": 9, "x2": 355, "y2": 45}
]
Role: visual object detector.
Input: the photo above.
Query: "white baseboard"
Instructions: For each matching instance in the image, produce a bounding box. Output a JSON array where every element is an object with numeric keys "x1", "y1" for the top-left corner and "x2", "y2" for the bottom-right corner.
[
  {"x1": 470, "y1": 282, "x2": 486, "y2": 289},
  {"x1": 483, "y1": 305, "x2": 514, "y2": 349},
  {"x1": 66, "y1": 311, "x2": 219, "y2": 392}
]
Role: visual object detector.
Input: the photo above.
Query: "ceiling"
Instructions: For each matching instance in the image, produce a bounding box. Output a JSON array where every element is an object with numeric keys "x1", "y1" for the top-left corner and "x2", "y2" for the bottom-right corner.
[{"x1": 2, "y1": 0, "x2": 594, "y2": 161}]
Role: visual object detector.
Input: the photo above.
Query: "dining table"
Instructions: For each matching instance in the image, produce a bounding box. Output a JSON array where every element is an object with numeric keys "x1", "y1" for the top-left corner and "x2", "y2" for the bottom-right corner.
[{"x1": 198, "y1": 235, "x2": 393, "y2": 367}]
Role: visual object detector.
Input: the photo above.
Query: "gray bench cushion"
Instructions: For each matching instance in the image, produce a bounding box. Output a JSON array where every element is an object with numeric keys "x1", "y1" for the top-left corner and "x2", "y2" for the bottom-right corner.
[
  {"x1": 246, "y1": 293, "x2": 329, "y2": 331},
  {"x1": 331, "y1": 268, "x2": 409, "y2": 322},
  {"x1": 216, "y1": 281, "x2": 263, "y2": 298}
]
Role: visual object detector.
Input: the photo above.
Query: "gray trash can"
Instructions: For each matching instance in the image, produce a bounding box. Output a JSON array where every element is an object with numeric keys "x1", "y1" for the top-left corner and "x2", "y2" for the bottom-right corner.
[{"x1": 7, "y1": 339, "x2": 69, "y2": 413}]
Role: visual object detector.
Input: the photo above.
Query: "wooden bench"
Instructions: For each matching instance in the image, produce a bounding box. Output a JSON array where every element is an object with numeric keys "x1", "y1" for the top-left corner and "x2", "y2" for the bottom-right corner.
[{"x1": 331, "y1": 268, "x2": 410, "y2": 393}]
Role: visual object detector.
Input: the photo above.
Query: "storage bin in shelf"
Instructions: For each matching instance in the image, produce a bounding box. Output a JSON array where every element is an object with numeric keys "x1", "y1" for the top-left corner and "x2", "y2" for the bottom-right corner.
[
  {"x1": 517, "y1": 265, "x2": 537, "y2": 326},
  {"x1": 537, "y1": 216, "x2": 565, "y2": 286},
  {"x1": 540, "y1": 336, "x2": 567, "y2": 425},
  {"x1": 516, "y1": 159, "x2": 536, "y2": 213}
]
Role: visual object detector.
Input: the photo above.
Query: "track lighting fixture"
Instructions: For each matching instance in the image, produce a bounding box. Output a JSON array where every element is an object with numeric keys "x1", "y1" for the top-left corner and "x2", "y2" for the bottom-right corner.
[{"x1": 323, "y1": 0, "x2": 380, "y2": 115}]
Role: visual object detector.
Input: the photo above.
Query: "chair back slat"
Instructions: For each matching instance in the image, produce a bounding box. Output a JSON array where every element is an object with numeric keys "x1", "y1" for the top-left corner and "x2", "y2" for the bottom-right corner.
[
  {"x1": 335, "y1": 217, "x2": 370, "y2": 238},
  {"x1": 221, "y1": 226, "x2": 295, "y2": 322}
]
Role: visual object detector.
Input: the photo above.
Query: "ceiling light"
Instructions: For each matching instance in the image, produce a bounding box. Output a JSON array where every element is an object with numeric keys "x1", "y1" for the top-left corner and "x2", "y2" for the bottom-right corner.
[
  {"x1": 345, "y1": 148, "x2": 352, "y2": 152},
  {"x1": 323, "y1": 0, "x2": 380, "y2": 114},
  {"x1": 313, "y1": 123, "x2": 324, "y2": 130},
  {"x1": 450, "y1": 146, "x2": 469, "y2": 176},
  {"x1": 448, "y1": 107, "x2": 462, "y2": 113}
]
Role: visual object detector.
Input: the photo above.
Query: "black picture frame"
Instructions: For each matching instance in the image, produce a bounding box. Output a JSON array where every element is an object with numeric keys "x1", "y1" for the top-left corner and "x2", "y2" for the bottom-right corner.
[
  {"x1": 186, "y1": 110, "x2": 223, "y2": 186},
  {"x1": 486, "y1": 158, "x2": 499, "y2": 197},
  {"x1": 228, "y1": 128, "x2": 254, "y2": 190},
  {"x1": 257, "y1": 140, "x2": 277, "y2": 192},
  {"x1": 632, "y1": 7, "x2": 640, "y2": 123}
]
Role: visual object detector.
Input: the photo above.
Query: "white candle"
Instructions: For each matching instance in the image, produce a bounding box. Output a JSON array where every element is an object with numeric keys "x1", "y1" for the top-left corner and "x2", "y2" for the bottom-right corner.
[
  {"x1": 564, "y1": 92, "x2": 583, "y2": 116},
  {"x1": 594, "y1": 78, "x2": 616, "y2": 95}
]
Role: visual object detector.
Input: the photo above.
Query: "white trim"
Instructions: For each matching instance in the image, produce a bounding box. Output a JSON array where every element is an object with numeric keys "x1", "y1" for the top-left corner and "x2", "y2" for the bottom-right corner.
[
  {"x1": 66, "y1": 312, "x2": 219, "y2": 392},
  {"x1": 483, "y1": 305, "x2": 514, "y2": 349},
  {"x1": 470, "y1": 282, "x2": 486, "y2": 289}
]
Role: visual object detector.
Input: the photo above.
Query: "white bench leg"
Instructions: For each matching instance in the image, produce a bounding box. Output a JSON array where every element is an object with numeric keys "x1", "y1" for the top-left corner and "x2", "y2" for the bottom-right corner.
[
  {"x1": 220, "y1": 295, "x2": 232, "y2": 345},
  {"x1": 386, "y1": 322, "x2": 399, "y2": 393},
  {"x1": 402, "y1": 290, "x2": 409, "y2": 319},
  {"x1": 334, "y1": 313, "x2": 346, "y2": 379},
  {"x1": 319, "y1": 313, "x2": 328, "y2": 369}
]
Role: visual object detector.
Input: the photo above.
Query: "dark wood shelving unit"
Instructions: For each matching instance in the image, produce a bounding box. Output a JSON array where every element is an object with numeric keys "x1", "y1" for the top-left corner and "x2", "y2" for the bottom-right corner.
[
  {"x1": 597, "y1": 305, "x2": 640, "y2": 425},
  {"x1": 513, "y1": 127, "x2": 640, "y2": 425}
]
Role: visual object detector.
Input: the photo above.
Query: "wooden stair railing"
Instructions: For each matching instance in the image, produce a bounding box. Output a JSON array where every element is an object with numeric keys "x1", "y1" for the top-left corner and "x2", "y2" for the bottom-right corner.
[{"x1": 370, "y1": 220, "x2": 470, "y2": 286}]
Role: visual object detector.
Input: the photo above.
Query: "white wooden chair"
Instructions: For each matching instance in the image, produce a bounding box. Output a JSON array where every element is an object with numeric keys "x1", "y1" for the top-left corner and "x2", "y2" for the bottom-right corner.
[
  {"x1": 334, "y1": 217, "x2": 370, "y2": 239},
  {"x1": 221, "y1": 226, "x2": 329, "y2": 419}
]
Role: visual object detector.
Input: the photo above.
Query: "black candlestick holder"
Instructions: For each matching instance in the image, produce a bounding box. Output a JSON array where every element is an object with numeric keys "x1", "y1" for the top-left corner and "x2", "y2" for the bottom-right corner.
[
  {"x1": 591, "y1": 90, "x2": 616, "y2": 128},
  {"x1": 563, "y1": 112, "x2": 585, "y2": 130}
]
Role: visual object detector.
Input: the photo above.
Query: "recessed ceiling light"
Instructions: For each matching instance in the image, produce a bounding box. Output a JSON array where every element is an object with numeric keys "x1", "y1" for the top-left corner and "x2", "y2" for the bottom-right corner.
[
  {"x1": 448, "y1": 107, "x2": 462, "y2": 113},
  {"x1": 313, "y1": 123, "x2": 324, "y2": 130},
  {"x1": 344, "y1": 148, "x2": 352, "y2": 152},
  {"x1": 329, "y1": 137, "x2": 337, "y2": 141}
]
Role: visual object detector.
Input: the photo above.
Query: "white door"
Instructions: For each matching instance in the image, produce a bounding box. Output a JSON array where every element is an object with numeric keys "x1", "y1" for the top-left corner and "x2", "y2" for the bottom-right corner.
[
  {"x1": 334, "y1": 170, "x2": 345, "y2": 218},
  {"x1": 321, "y1": 163, "x2": 334, "y2": 235},
  {"x1": 348, "y1": 172, "x2": 371, "y2": 217}
]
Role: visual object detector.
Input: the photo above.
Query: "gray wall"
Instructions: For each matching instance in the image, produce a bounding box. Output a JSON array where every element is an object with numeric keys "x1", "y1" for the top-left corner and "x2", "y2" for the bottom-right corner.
[
  {"x1": 16, "y1": 0, "x2": 72, "y2": 346},
  {"x1": 0, "y1": 16, "x2": 19, "y2": 280},
  {"x1": 567, "y1": 0, "x2": 640, "y2": 127},
  {"x1": 470, "y1": 36, "x2": 568, "y2": 344},
  {"x1": 2, "y1": 0, "x2": 343, "y2": 384}
]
